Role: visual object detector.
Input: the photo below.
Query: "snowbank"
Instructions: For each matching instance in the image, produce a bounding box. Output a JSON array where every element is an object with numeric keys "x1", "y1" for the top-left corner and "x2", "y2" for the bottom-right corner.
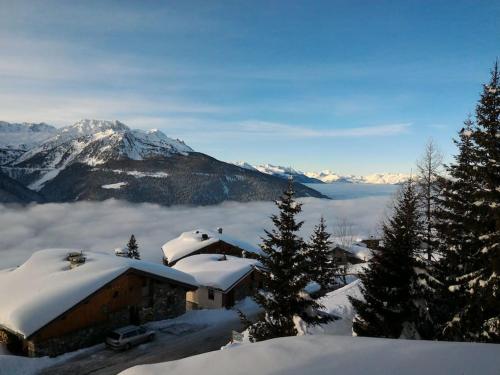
[
  {"x1": 162, "y1": 229, "x2": 261, "y2": 264},
  {"x1": 0, "y1": 248, "x2": 197, "y2": 337},
  {"x1": 173, "y1": 254, "x2": 259, "y2": 291},
  {"x1": 311, "y1": 280, "x2": 363, "y2": 336},
  {"x1": 120, "y1": 335, "x2": 500, "y2": 375}
]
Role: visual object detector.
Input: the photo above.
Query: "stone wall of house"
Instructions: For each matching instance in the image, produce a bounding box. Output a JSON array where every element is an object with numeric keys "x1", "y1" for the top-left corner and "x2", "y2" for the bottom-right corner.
[
  {"x1": 139, "y1": 282, "x2": 187, "y2": 322},
  {"x1": 0, "y1": 329, "x2": 24, "y2": 354},
  {"x1": 27, "y1": 308, "x2": 130, "y2": 357},
  {"x1": 28, "y1": 282, "x2": 188, "y2": 357}
]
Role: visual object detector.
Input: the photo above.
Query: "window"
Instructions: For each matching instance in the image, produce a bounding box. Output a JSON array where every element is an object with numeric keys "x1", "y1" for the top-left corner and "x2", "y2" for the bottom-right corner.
[
  {"x1": 124, "y1": 331, "x2": 137, "y2": 339},
  {"x1": 113, "y1": 291, "x2": 119, "y2": 298},
  {"x1": 208, "y1": 288, "x2": 215, "y2": 300}
]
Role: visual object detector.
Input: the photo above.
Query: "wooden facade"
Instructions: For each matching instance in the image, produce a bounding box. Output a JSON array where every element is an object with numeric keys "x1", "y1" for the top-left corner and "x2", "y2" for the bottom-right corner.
[
  {"x1": 1, "y1": 269, "x2": 195, "y2": 357},
  {"x1": 165, "y1": 240, "x2": 259, "y2": 266}
]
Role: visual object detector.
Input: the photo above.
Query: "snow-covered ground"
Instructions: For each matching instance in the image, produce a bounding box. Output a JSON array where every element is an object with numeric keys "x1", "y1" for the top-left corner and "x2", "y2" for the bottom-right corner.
[
  {"x1": 120, "y1": 334, "x2": 500, "y2": 375},
  {"x1": 0, "y1": 298, "x2": 261, "y2": 375},
  {"x1": 102, "y1": 182, "x2": 128, "y2": 189},
  {"x1": 0, "y1": 342, "x2": 107, "y2": 375},
  {"x1": 312, "y1": 280, "x2": 364, "y2": 335}
]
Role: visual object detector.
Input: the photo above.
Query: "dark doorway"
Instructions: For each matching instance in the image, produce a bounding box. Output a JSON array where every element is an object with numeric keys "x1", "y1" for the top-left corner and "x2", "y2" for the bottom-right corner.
[
  {"x1": 129, "y1": 306, "x2": 140, "y2": 325},
  {"x1": 226, "y1": 290, "x2": 235, "y2": 308}
]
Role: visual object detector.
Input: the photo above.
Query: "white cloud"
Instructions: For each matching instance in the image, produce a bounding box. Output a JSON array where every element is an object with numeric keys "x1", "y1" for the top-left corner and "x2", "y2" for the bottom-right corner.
[
  {"x1": 234, "y1": 121, "x2": 411, "y2": 138},
  {"x1": 0, "y1": 197, "x2": 391, "y2": 269}
]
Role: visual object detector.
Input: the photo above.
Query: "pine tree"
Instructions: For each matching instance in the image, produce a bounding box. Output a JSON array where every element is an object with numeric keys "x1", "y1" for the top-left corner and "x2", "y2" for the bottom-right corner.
[
  {"x1": 349, "y1": 180, "x2": 433, "y2": 339},
  {"x1": 126, "y1": 234, "x2": 140, "y2": 260},
  {"x1": 416, "y1": 139, "x2": 443, "y2": 261},
  {"x1": 432, "y1": 118, "x2": 483, "y2": 341},
  {"x1": 249, "y1": 180, "x2": 329, "y2": 341},
  {"x1": 307, "y1": 217, "x2": 336, "y2": 290},
  {"x1": 466, "y1": 61, "x2": 500, "y2": 342}
]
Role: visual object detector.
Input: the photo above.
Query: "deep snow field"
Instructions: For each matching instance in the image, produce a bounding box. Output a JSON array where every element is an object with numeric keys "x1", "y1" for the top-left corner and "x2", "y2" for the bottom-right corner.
[{"x1": 121, "y1": 335, "x2": 500, "y2": 375}]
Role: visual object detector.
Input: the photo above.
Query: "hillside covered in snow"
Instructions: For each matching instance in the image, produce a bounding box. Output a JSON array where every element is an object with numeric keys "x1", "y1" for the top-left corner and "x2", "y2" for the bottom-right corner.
[
  {"x1": 0, "y1": 120, "x2": 326, "y2": 205},
  {"x1": 0, "y1": 121, "x2": 57, "y2": 166}
]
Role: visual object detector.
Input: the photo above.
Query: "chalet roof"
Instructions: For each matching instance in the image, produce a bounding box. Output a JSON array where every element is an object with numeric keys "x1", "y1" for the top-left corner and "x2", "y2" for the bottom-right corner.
[
  {"x1": 172, "y1": 254, "x2": 260, "y2": 292},
  {"x1": 0, "y1": 248, "x2": 198, "y2": 338},
  {"x1": 333, "y1": 243, "x2": 373, "y2": 261},
  {"x1": 161, "y1": 229, "x2": 261, "y2": 264}
]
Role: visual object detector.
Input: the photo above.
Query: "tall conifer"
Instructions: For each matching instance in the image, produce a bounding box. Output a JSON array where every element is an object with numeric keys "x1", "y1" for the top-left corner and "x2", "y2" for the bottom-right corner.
[
  {"x1": 307, "y1": 217, "x2": 335, "y2": 290},
  {"x1": 249, "y1": 180, "x2": 327, "y2": 341},
  {"x1": 349, "y1": 180, "x2": 433, "y2": 339},
  {"x1": 467, "y1": 62, "x2": 500, "y2": 342}
]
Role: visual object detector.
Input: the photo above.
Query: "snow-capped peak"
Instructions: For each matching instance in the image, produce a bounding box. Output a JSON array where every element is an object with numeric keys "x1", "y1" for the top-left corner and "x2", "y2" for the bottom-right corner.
[
  {"x1": 59, "y1": 119, "x2": 129, "y2": 138},
  {"x1": 9, "y1": 119, "x2": 194, "y2": 190},
  {"x1": 234, "y1": 161, "x2": 409, "y2": 185},
  {"x1": 0, "y1": 121, "x2": 57, "y2": 149},
  {"x1": 233, "y1": 161, "x2": 258, "y2": 171}
]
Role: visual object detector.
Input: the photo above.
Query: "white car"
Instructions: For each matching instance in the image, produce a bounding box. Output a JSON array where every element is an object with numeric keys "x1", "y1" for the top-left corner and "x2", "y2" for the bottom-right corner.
[{"x1": 106, "y1": 325, "x2": 155, "y2": 350}]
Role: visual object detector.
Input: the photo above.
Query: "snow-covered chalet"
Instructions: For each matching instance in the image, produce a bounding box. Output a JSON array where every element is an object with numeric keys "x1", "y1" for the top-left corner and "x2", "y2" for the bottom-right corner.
[
  {"x1": 162, "y1": 229, "x2": 263, "y2": 309},
  {"x1": 0, "y1": 249, "x2": 197, "y2": 357},
  {"x1": 161, "y1": 229, "x2": 261, "y2": 266},
  {"x1": 173, "y1": 254, "x2": 262, "y2": 309}
]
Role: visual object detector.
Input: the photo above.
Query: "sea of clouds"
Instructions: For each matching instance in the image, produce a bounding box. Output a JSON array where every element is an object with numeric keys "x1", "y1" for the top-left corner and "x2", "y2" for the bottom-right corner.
[{"x1": 0, "y1": 196, "x2": 393, "y2": 269}]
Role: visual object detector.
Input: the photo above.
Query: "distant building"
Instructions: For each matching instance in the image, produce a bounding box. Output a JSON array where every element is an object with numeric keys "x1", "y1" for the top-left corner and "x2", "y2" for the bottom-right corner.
[
  {"x1": 0, "y1": 249, "x2": 197, "y2": 357},
  {"x1": 360, "y1": 237, "x2": 383, "y2": 250},
  {"x1": 173, "y1": 254, "x2": 262, "y2": 309},
  {"x1": 332, "y1": 245, "x2": 367, "y2": 265},
  {"x1": 161, "y1": 229, "x2": 261, "y2": 266}
]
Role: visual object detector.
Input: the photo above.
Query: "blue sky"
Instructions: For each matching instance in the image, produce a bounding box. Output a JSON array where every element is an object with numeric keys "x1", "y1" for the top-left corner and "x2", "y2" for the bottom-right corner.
[{"x1": 0, "y1": 1, "x2": 498, "y2": 174}]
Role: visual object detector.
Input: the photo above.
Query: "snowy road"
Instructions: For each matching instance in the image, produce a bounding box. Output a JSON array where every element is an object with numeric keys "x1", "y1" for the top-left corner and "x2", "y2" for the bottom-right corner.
[{"x1": 37, "y1": 309, "x2": 254, "y2": 375}]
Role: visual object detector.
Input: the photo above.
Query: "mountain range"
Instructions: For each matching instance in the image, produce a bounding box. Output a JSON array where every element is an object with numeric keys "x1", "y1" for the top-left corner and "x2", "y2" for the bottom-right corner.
[
  {"x1": 0, "y1": 120, "x2": 326, "y2": 204},
  {"x1": 233, "y1": 162, "x2": 409, "y2": 185}
]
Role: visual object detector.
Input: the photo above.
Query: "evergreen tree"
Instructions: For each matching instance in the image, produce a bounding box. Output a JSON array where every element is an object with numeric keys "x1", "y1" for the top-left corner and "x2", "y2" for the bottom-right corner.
[
  {"x1": 249, "y1": 180, "x2": 329, "y2": 341},
  {"x1": 307, "y1": 217, "x2": 336, "y2": 290},
  {"x1": 416, "y1": 139, "x2": 443, "y2": 261},
  {"x1": 349, "y1": 180, "x2": 433, "y2": 339},
  {"x1": 432, "y1": 118, "x2": 483, "y2": 341},
  {"x1": 466, "y1": 61, "x2": 500, "y2": 342},
  {"x1": 126, "y1": 234, "x2": 140, "y2": 260}
]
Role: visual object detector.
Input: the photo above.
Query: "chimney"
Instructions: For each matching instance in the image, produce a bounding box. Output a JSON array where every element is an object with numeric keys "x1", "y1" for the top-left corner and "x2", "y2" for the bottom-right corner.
[{"x1": 67, "y1": 251, "x2": 86, "y2": 269}]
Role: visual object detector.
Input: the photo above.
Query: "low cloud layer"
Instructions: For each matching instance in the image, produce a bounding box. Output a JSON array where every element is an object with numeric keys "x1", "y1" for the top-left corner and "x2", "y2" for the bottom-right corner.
[{"x1": 0, "y1": 197, "x2": 392, "y2": 269}]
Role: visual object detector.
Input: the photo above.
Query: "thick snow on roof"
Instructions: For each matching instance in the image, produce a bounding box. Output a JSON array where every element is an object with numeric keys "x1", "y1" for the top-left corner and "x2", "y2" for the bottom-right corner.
[
  {"x1": 172, "y1": 254, "x2": 259, "y2": 292},
  {"x1": 335, "y1": 243, "x2": 373, "y2": 261},
  {"x1": 162, "y1": 229, "x2": 260, "y2": 264},
  {"x1": 120, "y1": 334, "x2": 500, "y2": 375},
  {"x1": 0, "y1": 249, "x2": 197, "y2": 337}
]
